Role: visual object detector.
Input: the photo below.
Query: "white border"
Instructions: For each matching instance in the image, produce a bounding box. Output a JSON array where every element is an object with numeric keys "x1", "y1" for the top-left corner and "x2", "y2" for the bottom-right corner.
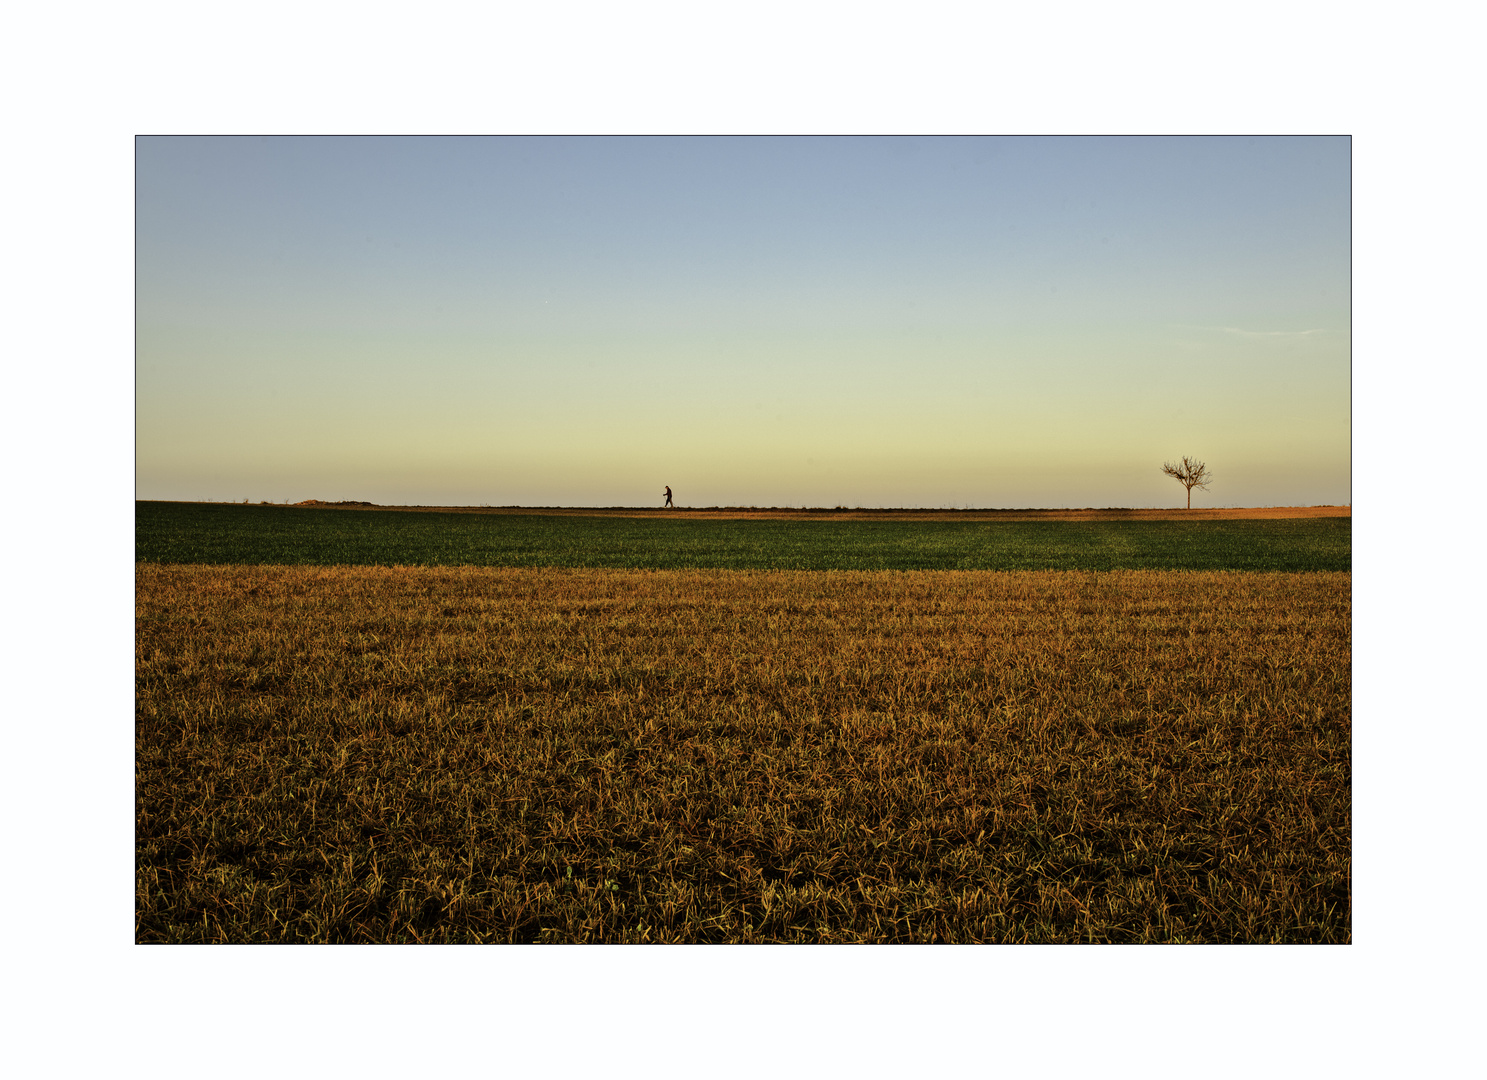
[{"x1": 7, "y1": 1, "x2": 1478, "y2": 1075}]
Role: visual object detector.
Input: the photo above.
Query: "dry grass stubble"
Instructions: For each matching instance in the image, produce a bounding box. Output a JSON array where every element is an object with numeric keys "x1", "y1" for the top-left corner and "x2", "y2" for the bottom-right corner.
[{"x1": 136, "y1": 566, "x2": 1350, "y2": 943}]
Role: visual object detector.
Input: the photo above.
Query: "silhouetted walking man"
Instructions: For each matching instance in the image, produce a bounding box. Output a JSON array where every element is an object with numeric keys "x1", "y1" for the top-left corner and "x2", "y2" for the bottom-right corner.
[{"x1": 663, "y1": 485, "x2": 674, "y2": 508}]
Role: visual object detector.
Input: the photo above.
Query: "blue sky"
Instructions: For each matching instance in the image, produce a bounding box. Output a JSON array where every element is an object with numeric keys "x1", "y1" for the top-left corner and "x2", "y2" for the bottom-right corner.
[{"x1": 136, "y1": 135, "x2": 1349, "y2": 507}]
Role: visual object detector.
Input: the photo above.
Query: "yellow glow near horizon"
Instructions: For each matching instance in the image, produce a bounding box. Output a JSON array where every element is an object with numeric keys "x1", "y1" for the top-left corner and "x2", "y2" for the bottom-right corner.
[{"x1": 136, "y1": 136, "x2": 1350, "y2": 508}]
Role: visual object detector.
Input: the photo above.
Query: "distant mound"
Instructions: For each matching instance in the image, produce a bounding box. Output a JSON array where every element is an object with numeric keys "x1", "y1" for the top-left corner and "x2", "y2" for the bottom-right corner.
[{"x1": 294, "y1": 500, "x2": 377, "y2": 507}]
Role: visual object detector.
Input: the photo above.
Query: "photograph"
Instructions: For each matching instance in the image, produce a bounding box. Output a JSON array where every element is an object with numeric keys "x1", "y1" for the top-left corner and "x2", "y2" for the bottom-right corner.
[{"x1": 135, "y1": 134, "x2": 1351, "y2": 944}]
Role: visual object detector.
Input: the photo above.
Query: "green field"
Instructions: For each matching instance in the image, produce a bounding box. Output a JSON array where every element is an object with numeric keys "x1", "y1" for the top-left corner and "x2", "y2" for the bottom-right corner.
[{"x1": 136, "y1": 501, "x2": 1350, "y2": 571}]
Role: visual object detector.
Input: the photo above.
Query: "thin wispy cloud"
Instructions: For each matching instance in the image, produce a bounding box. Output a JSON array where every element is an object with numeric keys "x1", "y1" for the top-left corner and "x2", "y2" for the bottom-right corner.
[{"x1": 1218, "y1": 327, "x2": 1327, "y2": 338}]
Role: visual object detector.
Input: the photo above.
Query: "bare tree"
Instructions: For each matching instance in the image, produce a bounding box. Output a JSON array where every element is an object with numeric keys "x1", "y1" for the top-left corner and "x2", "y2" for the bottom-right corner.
[{"x1": 1162, "y1": 456, "x2": 1212, "y2": 509}]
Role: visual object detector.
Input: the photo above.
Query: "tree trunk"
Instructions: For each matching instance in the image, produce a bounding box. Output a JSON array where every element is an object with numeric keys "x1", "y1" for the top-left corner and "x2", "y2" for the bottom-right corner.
[{"x1": 1187, "y1": 487, "x2": 1191, "y2": 509}]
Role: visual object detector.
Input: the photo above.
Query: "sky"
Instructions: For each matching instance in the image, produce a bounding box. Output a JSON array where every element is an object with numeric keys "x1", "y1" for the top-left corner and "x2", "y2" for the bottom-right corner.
[{"x1": 136, "y1": 135, "x2": 1350, "y2": 508}]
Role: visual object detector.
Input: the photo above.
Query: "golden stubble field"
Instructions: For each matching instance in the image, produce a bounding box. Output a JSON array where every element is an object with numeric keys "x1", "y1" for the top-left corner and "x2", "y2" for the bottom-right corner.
[{"x1": 136, "y1": 565, "x2": 1350, "y2": 943}]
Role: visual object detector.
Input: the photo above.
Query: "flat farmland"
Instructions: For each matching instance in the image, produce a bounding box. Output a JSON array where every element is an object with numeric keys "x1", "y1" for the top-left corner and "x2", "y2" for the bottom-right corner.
[{"x1": 136, "y1": 553, "x2": 1351, "y2": 943}]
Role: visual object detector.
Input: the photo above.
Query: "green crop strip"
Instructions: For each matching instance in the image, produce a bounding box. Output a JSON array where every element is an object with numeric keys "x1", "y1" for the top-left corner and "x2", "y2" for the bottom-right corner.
[{"x1": 136, "y1": 502, "x2": 1350, "y2": 572}]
